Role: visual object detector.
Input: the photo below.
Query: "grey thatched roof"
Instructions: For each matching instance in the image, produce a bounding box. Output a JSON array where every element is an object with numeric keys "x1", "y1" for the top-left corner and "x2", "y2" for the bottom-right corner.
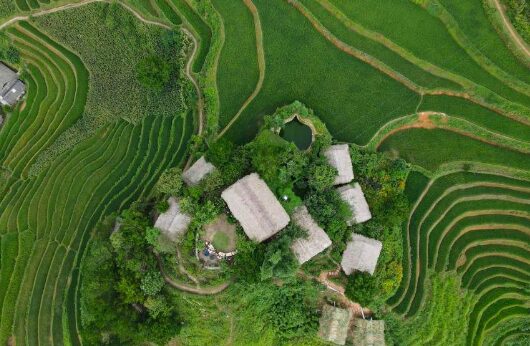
[
  {"x1": 324, "y1": 144, "x2": 354, "y2": 185},
  {"x1": 0, "y1": 63, "x2": 25, "y2": 107},
  {"x1": 352, "y1": 319, "x2": 385, "y2": 346},
  {"x1": 182, "y1": 156, "x2": 216, "y2": 186},
  {"x1": 291, "y1": 206, "x2": 332, "y2": 264},
  {"x1": 154, "y1": 197, "x2": 191, "y2": 241},
  {"x1": 337, "y1": 183, "x2": 372, "y2": 225},
  {"x1": 318, "y1": 305, "x2": 352, "y2": 345},
  {"x1": 221, "y1": 173, "x2": 290, "y2": 243},
  {"x1": 341, "y1": 234, "x2": 382, "y2": 275}
]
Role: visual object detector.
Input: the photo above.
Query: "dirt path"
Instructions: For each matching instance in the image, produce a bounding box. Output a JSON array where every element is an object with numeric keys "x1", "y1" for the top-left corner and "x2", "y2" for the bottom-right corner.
[
  {"x1": 217, "y1": 0, "x2": 265, "y2": 139},
  {"x1": 156, "y1": 253, "x2": 230, "y2": 295},
  {"x1": 490, "y1": 0, "x2": 530, "y2": 59},
  {"x1": 181, "y1": 27, "x2": 204, "y2": 136},
  {"x1": 313, "y1": 268, "x2": 371, "y2": 318}
]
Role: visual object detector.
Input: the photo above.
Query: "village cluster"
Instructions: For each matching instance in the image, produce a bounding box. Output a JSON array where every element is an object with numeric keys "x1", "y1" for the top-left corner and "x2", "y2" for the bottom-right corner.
[{"x1": 153, "y1": 142, "x2": 384, "y2": 345}]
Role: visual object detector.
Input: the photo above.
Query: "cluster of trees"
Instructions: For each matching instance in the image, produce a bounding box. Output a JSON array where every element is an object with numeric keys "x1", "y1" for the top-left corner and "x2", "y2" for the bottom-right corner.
[
  {"x1": 80, "y1": 208, "x2": 180, "y2": 345},
  {"x1": 345, "y1": 147, "x2": 410, "y2": 311},
  {"x1": 136, "y1": 30, "x2": 186, "y2": 91}
]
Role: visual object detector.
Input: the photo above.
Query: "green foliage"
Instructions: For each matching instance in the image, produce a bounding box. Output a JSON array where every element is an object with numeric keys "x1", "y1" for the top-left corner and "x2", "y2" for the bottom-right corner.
[
  {"x1": 502, "y1": 0, "x2": 530, "y2": 44},
  {"x1": 345, "y1": 272, "x2": 376, "y2": 307},
  {"x1": 307, "y1": 160, "x2": 336, "y2": 192},
  {"x1": 260, "y1": 224, "x2": 305, "y2": 281},
  {"x1": 229, "y1": 279, "x2": 320, "y2": 342},
  {"x1": 385, "y1": 272, "x2": 475, "y2": 346},
  {"x1": 136, "y1": 56, "x2": 171, "y2": 90},
  {"x1": 155, "y1": 167, "x2": 184, "y2": 196},
  {"x1": 81, "y1": 208, "x2": 181, "y2": 344},
  {"x1": 140, "y1": 271, "x2": 165, "y2": 296}
]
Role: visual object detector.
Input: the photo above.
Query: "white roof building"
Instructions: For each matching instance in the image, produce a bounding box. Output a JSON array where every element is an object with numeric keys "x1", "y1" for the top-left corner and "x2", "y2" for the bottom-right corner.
[
  {"x1": 324, "y1": 144, "x2": 354, "y2": 185},
  {"x1": 182, "y1": 156, "x2": 216, "y2": 186},
  {"x1": 341, "y1": 234, "x2": 382, "y2": 275},
  {"x1": 337, "y1": 183, "x2": 372, "y2": 225},
  {"x1": 291, "y1": 206, "x2": 332, "y2": 264},
  {"x1": 221, "y1": 173, "x2": 290, "y2": 242},
  {"x1": 154, "y1": 197, "x2": 191, "y2": 241}
]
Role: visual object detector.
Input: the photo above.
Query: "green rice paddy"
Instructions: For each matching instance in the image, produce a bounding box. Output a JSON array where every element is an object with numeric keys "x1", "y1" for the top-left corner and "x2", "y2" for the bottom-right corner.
[{"x1": 1, "y1": 0, "x2": 529, "y2": 343}]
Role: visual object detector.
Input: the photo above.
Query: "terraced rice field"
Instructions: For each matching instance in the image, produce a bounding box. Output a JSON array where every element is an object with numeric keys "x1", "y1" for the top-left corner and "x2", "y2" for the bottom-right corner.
[
  {"x1": 1, "y1": 0, "x2": 529, "y2": 344},
  {"x1": 0, "y1": 4, "x2": 195, "y2": 344}
]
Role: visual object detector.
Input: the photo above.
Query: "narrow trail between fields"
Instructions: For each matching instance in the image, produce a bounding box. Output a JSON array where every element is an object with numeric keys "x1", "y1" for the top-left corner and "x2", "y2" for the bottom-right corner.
[
  {"x1": 217, "y1": 0, "x2": 265, "y2": 139},
  {"x1": 490, "y1": 0, "x2": 530, "y2": 59},
  {"x1": 156, "y1": 253, "x2": 230, "y2": 295}
]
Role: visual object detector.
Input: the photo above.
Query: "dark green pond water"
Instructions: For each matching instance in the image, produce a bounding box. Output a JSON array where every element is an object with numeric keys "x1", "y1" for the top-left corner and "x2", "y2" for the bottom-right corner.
[{"x1": 280, "y1": 118, "x2": 313, "y2": 150}]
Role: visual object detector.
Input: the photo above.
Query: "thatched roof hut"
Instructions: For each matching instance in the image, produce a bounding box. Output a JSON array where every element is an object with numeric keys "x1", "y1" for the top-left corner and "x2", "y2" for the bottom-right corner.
[
  {"x1": 221, "y1": 173, "x2": 290, "y2": 242},
  {"x1": 337, "y1": 183, "x2": 372, "y2": 225},
  {"x1": 291, "y1": 206, "x2": 332, "y2": 264},
  {"x1": 324, "y1": 144, "x2": 354, "y2": 185},
  {"x1": 318, "y1": 304, "x2": 352, "y2": 345},
  {"x1": 154, "y1": 197, "x2": 191, "y2": 241},
  {"x1": 341, "y1": 234, "x2": 382, "y2": 275},
  {"x1": 182, "y1": 156, "x2": 216, "y2": 186},
  {"x1": 352, "y1": 319, "x2": 385, "y2": 346}
]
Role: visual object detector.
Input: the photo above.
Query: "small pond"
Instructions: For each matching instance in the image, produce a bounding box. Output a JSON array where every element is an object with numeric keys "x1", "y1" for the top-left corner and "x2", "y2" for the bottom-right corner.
[{"x1": 280, "y1": 118, "x2": 313, "y2": 150}]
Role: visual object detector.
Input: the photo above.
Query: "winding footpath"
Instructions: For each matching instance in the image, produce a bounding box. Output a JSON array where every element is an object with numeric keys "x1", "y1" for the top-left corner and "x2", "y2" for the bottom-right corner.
[
  {"x1": 490, "y1": 0, "x2": 530, "y2": 59},
  {"x1": 155, "y1": 253, "x2": 230, "y2": 295}
]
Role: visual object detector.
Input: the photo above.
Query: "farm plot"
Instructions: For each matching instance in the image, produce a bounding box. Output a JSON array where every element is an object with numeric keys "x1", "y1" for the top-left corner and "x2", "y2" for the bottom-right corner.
[
  {"x1": 217, "y1": 0, "x2": 529, "y2": 149},
  {"x1": 213, "y1": 0, "x2": 260, "y2": 126},
  {"x1": 0, "y1": 4, "x2": 194, "y2": 345},
  {"x1": 326, "y1": 0, "x2": 530, "y2": 107},
  {"x1": 387, "y1": 168, "x2": 530, "y2": 344},
  {"x1": 0, "y1": 112, "x2": 192, "y2": 345},
  {"x1": 378, "y1": 128, "x2": 530, "y2": 172},
  {"x1": 0, "y1": 22, "x2": 88, "y2": 178},
  {"x1": 220, "y1": 0, "x2": 420, "y2": 144}
]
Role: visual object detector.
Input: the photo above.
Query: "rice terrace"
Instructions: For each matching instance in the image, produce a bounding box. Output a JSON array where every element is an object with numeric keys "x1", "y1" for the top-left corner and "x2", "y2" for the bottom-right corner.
[{"x1": 0, "y1": 0, "x2": 528, "y2": 345}]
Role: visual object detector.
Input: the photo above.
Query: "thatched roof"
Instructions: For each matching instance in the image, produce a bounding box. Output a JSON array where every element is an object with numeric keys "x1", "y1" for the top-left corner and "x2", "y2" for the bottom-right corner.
[
  {"x1": 0, "y1": 63, "x2": 25, "y2": 107},
  {"x1": 291, "y1": 206, "x2": 332, "y2": 264},
  {"x1": 324, "y1": 144, "x2": 354, "y2": 185},
  {"x1": 221, "y1": 173, "x2": 289, "y2": 242},
  {"x1": 352, "y1": 319, "x2": 385, "y2": 346},
  {"x1": 341, "y1": 234, "x2": 382, "y2": 275},
  {"x1": 337, "y1": 183, "x2": 372, "y2": 225},
  {"x1": 154, "y1": 197, "x2": 191, "y2": 241},
  {"x1": 318, "y1": 304, "x2": 352, "y2": 345},
  {"x1": 182, "y1": 156, "x2": 216, "y2": 186}
]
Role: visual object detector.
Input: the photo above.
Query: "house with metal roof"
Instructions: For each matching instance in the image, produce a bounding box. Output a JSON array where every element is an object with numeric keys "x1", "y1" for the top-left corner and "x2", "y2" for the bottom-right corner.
[{"x1": 0, "y1": 62, "x2": 25, "y2": 107}]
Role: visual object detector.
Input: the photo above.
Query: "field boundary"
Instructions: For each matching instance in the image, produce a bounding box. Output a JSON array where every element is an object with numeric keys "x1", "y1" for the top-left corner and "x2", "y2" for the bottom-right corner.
[{"x1": 216, "y1": 0, "x2": 265, "y2": 139}]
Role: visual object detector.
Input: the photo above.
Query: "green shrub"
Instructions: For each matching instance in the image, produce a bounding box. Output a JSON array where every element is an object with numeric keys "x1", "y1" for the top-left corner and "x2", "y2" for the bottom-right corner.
[{"x1": 136, "y1": 56, "x2": 171, "y2": 90}]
